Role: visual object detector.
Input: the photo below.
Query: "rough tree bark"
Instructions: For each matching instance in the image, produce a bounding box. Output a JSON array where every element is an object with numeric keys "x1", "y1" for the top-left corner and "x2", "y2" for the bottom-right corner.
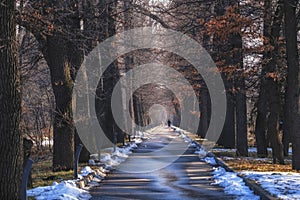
[
  {"x1": 95, "y1": 0, "x2": 119, "y2": 144},
  {"x1": 254, "y1": 102, "x2": 268, "y2": 157},
  {"x1": 283, "y1": 0, "x2": 300, "y2": 169},
  {"x1": 44, "y1": 35, "x2": 80, "y2": 171},
  {"x1": 32, "y1": 0, "x2": 84, "y2": 171},
  {"x1": 199, "y1": 84, "x2": 210, "y2": 138},
  {"x1": 255, "y1": 0, "x2": 284, "y2": 163},
  {"x1": 23, "y1": 138, "x2": 33, "y2": 187},
  {"x1": 0, "y1": 0, "x2": 23, "y2": 198},
  {"x1": 232, "y1": 32, "x2": 248, "y2": 156},
  {"x1": 215, "y1": 1, "x2": 236, "y2": 148}
]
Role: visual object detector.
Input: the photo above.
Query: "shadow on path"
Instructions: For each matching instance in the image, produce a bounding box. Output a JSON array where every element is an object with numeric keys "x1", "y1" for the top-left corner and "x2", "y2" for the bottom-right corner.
[{"x1": 90, "y1": 127, "x2": 236, "y2": 200}]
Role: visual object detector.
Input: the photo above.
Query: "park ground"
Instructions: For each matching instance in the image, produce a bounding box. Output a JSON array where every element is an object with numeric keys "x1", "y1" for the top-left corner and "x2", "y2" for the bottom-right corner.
[{"x1": 28, "y1": 127, "x2": 300, "y2": 200}]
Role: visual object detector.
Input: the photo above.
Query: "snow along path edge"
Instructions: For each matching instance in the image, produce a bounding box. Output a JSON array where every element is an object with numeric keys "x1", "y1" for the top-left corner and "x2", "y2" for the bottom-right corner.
[
  {"x1": 27, "y1": 131, "x2": 149, "y2": 199},
  {"x1": 212, "y1": 154, "x2": 277, "y2": 200},
  {"x1": 172, "y1": 126, "x2": 276, "y2": 200}
]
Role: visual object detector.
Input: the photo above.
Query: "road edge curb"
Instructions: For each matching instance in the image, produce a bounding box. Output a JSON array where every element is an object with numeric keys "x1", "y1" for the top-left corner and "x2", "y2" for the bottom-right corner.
[{"x1": 209, "y1": 152, "x2": 278, "y2": 200}]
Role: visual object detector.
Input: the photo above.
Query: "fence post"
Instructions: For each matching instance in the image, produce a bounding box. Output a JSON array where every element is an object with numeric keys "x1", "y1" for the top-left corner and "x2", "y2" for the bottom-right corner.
[
  {"x1": 21, "y1": 158, "x2": 34, "y2": 200},
  {"x1": 74, "y1": 144, "x2": 83, "y2": 179},
  {"x1": 122, "y1": 133, "x2": 125, "y2": 146},
  {"x1": 113, "y1": 132, "x2": 118, "y2": 152}
]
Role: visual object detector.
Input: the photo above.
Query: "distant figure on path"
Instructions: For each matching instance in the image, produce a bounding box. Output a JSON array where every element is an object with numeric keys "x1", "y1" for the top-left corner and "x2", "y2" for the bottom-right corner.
[{"x1": 167, "y1": 119, "x2": 171, "y2": 129}]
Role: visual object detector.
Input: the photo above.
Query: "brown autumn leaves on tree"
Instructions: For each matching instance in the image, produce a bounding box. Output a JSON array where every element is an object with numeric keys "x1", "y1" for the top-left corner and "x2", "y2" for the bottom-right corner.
[
  {"x1": 205, "y1": 0, "x2": 299, "y2": 167},
  {"x1": 1, "y1": 0, "x2": 299, "y2": 198},
  {"x1": 200, "y1": 0, "x2": 299, "y2": 166},
  {"x1": 0, "y1": 0, "x2": 297, "y2": 180},
  {"x1": 145, "y1": 0, "x2": 299, "y2": 166},
  {"x1": 24, "y1": 0, "x2": 300, "y2": 165},
  {"x1": 203, "y1": 3, "x2": 249, "y2": 156},
  {"x1": 19, "y1": 0, "x2": 119, "y2": 171}
]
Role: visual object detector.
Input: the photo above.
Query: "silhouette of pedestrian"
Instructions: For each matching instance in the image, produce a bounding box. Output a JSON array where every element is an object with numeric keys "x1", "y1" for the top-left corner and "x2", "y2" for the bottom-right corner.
[{"x1": 167, "y1": 119, "x2": 171, "y2": 129}]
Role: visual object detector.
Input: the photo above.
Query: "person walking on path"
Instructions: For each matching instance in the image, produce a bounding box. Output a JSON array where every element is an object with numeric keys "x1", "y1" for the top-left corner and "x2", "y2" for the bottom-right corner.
[{"x1": 167, "y1": 119, "x2": 171, "y2": 130}]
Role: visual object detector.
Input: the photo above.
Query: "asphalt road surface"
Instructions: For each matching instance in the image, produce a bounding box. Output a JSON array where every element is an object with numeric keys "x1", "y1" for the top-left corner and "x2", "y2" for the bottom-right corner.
[{"x1": 90, "y1": 127, "x2": 236, "y2": 200}]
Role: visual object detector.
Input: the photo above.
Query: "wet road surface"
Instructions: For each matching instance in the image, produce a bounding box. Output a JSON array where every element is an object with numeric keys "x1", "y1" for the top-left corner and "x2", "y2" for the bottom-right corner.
[{"x1": 90, "y1": 127, "x2": 236, "y2": 200}]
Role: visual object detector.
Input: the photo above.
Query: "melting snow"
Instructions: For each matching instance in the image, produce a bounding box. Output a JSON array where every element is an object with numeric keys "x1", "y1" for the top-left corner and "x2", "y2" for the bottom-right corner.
[
  {"x1": 203, "y1": 146, "x2": 297, "y2": 200},
  {"x1": 202, "y1": 157, "x2": 217, "y2": 166},
  {"x1": 80, "y1": 166, "x2": 94, "y2": 176},
  {"x1": 178, "y1": 129, "x2": 260, "y2": 200},
  {"x1": 27, "y1": 181, "x2": 91, "y2": 200},
  {"x1": 27, "y1": 131, "x2": 147, "y2": 200},
  {"x1": 212, "y1": 167, "x2": 260, "y2": 200},
  {"x1": 242, "y1": 171, "x2": 300, "y2": 199},
  {"x1": 194, "y1": 148, "x2": 207, "y2": 157},
  {"x1": 31, "y1": 128, "x2": 299, "y2": 200}
]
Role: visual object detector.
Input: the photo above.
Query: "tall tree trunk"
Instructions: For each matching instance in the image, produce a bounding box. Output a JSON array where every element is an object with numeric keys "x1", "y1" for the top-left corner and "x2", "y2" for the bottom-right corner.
[
  {"x1": 232, "y1": 31, "x2": 248, "y2": 156},
  {"x1": 283, "y1": 0, "x2": 300, "y2": 169},
  {"x1": 172, "y1": 96, "x2": 181, "y2": 127},
  {"x1": 45, "y1": 36, "x2": 75, "y2": 171},
  {"x1": 255, "y1": 101, "x2": 268, "y2": 157},
  {"x1": 95, "y1": 0, "x2": 119, "y2": 144},
  {"x1": 130, "y1": 79, "x2": 136, "y2": 134},
  {"x1": 23, "y1": 138, "x2": 33, "y2": 187},
  {"x1": 214, "y1": 1, "x2": 236, "y2": 148},
  {"x1": 199, "y1": 85, "x2": 209, "y2": 138},
  {"x1": 265, "y1": 0, "x2": 284, "y2": 164},
  {"x1": 218, "y1": 91, "x2": 235, "y2": 148},
  {"x1": 235, "y1": 77, "x2": 248, "y2": 156},
  {"x1": 255, "y1": 0, "x2": 284, "y2": 162},
  {"x1": 0, "y1": 0, "x2": 23, "y2": 198},
  {"x1": 74, "y1": 62, "x2": 90, "y2": 162},
  {"x1": 254, "y1": 0, "x2": 272, "y2": 158},
  {"x1": 34, "y1": 0, "x2": 84, "y2": 171},
  {"x1": 199, "y1": 33, "x2": 212, "y2": 138},
  {"x1": 267, "y1": 100, "x2": 284, "y2": 164},
  {"x1": 120, "y1": 0, "x2": 134, "y2": 137},
  {"x1": 282, "y1": 118, "x2": 290, "y2": 156}
]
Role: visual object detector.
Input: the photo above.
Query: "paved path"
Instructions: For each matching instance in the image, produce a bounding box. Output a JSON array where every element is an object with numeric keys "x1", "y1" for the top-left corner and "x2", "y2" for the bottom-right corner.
[{"x1": 90, "y1": 127, "x2": 236, "y2": 200}]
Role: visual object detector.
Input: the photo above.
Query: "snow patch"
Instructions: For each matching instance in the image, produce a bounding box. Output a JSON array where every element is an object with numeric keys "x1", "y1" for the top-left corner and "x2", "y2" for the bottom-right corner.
[
  {"x1": 27, "y1": 181, "x2": 91, "y2": 200},
  {"x1": 194, "y1": 148, "x2": 207, "y2": 157},
  {"x1": 28, "y1": 132, "x2": 143, "y2": 200},
  {"x1": 202, "y1": 157, "x2": 217, "y2": 166},
  {"x1": 242, "y1": 171, "x2": 300, "y2": 199},
  {"x1": 212, "y1": 167, "x2": 260, "y2": 200},
  {"x1": 80, "y1": 166, "x2": 94, "y2": 176}
]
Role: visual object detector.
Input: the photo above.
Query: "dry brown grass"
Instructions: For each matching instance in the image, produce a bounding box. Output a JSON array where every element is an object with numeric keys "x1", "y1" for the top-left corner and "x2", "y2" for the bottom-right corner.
[
  {"x1": 213, "y1": 150, "x2": 299, "y2": 173},
  {"x1": 224, "y1": 158, "x2": 297, "y2": 172},
  {"x1": 30, "y1": 158, "x2": 90, "y2": 188},
  {"x1": 185, "y1": 132, "x2": 299, "y2": 173},
  {"x1": 31, "y1": 159, "x2": 74, "y2": 188},
  {"x1": 29, "y1": 141, "x2": 130, "y2": 189}
]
